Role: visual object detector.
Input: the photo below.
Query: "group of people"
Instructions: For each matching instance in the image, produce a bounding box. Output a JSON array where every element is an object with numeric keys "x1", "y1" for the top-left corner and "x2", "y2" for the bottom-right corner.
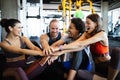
[{"x1": 0, "y1": 13, "x2": 120, "y2": 80}]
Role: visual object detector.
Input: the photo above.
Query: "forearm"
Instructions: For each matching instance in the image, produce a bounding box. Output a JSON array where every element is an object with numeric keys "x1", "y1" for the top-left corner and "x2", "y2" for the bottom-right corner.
[
  {"x1": 41, "y1": 43, "x2": 49, "y2": 49},
  {"x1": 61, "y1": 41, "x2": 81, "y2": 50},
  {"x1": 52, "y1": 47, "x2": 85, "y2": 56},
  {"x1": 40, "y1": 40, "x2": 49, "y2": 49},
  {"x1": 51, "y1": 40, "x2": 64, "y2": 47},
  {"x1": 63, "y1": 47, "x2": 84, "y2": 53},
  {"x1": 40, "y1": 39, "x2": 55, "y2": 55},
  {"x1": 33, "y1": 46, "x2": 42, "y2": 51},
  {"x1": 20, "y1": 49, "x2": 43, "y2": 56}
]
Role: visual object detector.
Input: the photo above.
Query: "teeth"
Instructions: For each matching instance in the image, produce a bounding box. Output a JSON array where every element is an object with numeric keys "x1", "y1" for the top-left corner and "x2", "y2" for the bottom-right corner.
[{"x1": 85, "y1": 28, "x2": 89, "y2": 31}]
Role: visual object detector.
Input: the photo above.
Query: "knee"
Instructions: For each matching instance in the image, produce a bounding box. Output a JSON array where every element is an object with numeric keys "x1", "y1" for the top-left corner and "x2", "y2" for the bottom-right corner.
[
  {"x1": 111, "y1": 47, "x2": 120, "y2": 58},
  {"x1": 3, "y1": 67, "x2": 28, "y2": 80},
  {"x1": 110, "y1": 47, "x2": 120, "y2": 69},
  {"x1": 112, "y1": 47, "x2": 120, "y2": 53},
  {"x1": 77, "y1": 70, "x2": 93, "y2": 80}
]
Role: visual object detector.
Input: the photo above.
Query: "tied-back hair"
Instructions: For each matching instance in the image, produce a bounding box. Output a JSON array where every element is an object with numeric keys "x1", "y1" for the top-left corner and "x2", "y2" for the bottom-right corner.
[
  {"x1": 0, "y1": 18, "x2": 21, "y2": 33},
  {"x1": 86, "y1": 13, "x2": 103, "y2": 35},
  {"x1": 71, "y1": 18, "x2": 85, "y2": 33}
]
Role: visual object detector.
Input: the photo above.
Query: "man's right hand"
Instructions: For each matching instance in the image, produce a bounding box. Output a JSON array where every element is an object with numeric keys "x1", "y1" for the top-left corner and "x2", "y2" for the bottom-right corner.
[{"x1": 43, "y1": 46, "x2": 54, "y2": 55}]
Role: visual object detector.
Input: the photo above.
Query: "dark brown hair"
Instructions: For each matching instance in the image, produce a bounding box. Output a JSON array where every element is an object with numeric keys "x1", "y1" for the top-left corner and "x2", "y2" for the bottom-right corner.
[
  {"x1": 86, "y1": 13, "x2": 103, "y2": 35},
  {"x1": 0, "y1": 18, "x2": 21, "y2": 33},
  {"x1": 71, "y1": 18, "x2": 85, "y2": 33}
]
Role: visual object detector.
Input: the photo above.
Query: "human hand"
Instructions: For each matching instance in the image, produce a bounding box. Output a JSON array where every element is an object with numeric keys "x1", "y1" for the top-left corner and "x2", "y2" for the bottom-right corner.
[
  {"x1": 47, "y1": 56, "x2": 58, "y2": 65},
  {"x1": 39, "y1": 56, "x2": 50, "y2": 66},
  {"x1": 51, "y1": 51, "x2": 64, "y2": 56},
  {"x1": 43, "y1": 46, "x2": 54, "y2": 55},
  {"x1": 52, "y1": 46, "x2": 60, "y2": 52}
]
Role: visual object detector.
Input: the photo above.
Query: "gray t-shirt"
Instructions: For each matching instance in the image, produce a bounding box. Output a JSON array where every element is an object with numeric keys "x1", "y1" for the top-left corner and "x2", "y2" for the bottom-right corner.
[
  {"x1": 60, "y1": 33, "x2": 80, "y2": 62},
  {"x1": 61, "y1": 33, "x2": 72, "y2": 43}
]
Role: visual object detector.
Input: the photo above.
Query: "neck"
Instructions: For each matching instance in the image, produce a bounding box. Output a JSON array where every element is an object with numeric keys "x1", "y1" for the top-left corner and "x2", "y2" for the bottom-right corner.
[
  {"x1": 6, "y1": 33, "x2": 19, "y2": 40},
  {"x1": 73, "y1": 33, "x2": 81, "y2": 40}
]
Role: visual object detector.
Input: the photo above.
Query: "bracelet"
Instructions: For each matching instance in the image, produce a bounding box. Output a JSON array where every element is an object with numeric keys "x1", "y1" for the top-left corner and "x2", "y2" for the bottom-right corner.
[{"x1": 59, "y1": 45, "x2": 62, "y2": 51}]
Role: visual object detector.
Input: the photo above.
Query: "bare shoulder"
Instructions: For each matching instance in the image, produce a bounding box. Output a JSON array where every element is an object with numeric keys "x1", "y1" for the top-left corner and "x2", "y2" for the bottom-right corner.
[
  {"x1": 95, "y1": 31, "x2": 108, "y2": 44},
  {"x1": 0, "y1": 41, "x2": 6, "y2": 47},
  {"x1": 98, "y1": 31, "x2": 108, "y2": 46},
  {"x1": 98, "y1": 31, "x2": 106, "y2": 34},
  {"x1": 0, "y1": 40, "x2": 11, "y2": 49},
  {"x1": 97, "y1": 31, "x2": 108, "y2": 38}
]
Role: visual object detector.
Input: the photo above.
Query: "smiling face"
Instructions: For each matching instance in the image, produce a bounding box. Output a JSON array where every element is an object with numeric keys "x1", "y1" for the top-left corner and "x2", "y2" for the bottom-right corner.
[
  {"x1": 49, "y1": 20, "x2": 59, "y2": 37},
  {"x1": 85, "y1": 18, "x2": 97, "y2": 34},
  {"x1": 10, "y1": 23, "x2": 23, "y2": 36},
  {"x1": 85, "y1": 14, "x2": 102, "y2": 35},
  {"x1": 68, "y1": 22, "x2": 79, "y2": 39}
]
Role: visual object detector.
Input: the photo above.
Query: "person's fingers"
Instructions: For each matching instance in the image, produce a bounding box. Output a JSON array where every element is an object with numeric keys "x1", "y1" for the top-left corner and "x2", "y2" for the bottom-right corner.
[
  {"x1": 48, "y1": 59, "x2": 52, "y2": 65},
  {"x1": 39, "y1": 56, "x2": 50, "y2": 66},
  {"x1": 51, "y1": 59, "x2": 54, "y2": 63},
  {"x1": 48, "y1": 49, "x2": 52, "y2": 55},
  {"x1": 43, "y1": 49, "x2": 46, "y2": 55},
  {"x1": 50, "y1": 47, "x2": 54, "y2": 52}
]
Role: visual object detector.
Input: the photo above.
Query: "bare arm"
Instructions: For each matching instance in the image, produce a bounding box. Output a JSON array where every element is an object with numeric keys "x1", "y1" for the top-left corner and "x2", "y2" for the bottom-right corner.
[
  {"x1": 45, "y1": 33, "x2": 66, "y2": 64},
  {"x1": 51, "y1": 39, "x2": 65, "y2": 47},
  {"x1": 40, "y1": 34, "x2": 52, "y2": 55},
  {"x1": 0, "y1": 42, "x2": 43, "y2": 56},
  {"x1": 40, "y1": 34, "x2": 49, "y2": 49},
  {"x1": 58, "y1": 31, "x2": 108, "y2": 51},
  {"x1": 22, "y1": 36, "x2": 41, "y2": 51},
  {"x1": 51, "y1": 46, "x2": 85, "y2": 56}
]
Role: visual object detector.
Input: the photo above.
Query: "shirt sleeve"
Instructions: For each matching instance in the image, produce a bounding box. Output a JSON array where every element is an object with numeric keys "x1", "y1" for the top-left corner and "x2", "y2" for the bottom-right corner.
[{"x1": 61, "y1": 33, "x2": 69, "y2": 43}]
